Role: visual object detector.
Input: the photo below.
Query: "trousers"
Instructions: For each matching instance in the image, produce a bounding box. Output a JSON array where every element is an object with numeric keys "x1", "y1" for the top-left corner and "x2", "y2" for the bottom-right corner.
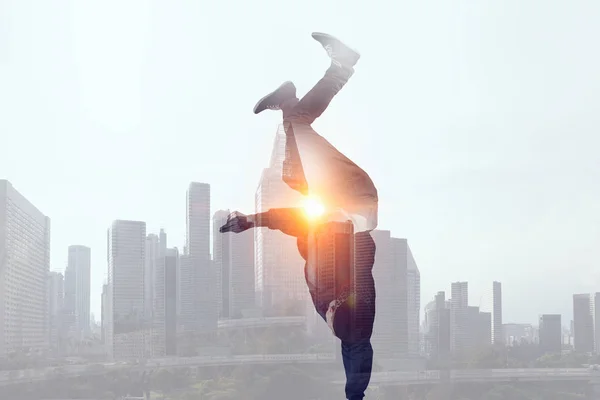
[{"x1": 297, "y1": 230, "x2": 376, "y2": 400}]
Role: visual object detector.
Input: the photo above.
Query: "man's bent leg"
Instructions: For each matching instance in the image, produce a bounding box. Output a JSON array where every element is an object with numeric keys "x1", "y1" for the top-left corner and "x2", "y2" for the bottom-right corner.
[
  {"x1": 341, "y1": 338, "x2": 373, "y2": 400},
  {"x1": 284, "y1": 63, "x2": 354, "y2": 125}
]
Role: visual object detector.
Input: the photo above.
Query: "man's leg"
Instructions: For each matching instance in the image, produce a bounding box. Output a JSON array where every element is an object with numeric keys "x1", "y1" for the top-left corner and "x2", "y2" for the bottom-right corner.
[
  {"x1": 283, "y1": 33, "x2": 360, "y2": 125},
  {"x1": 341, "y1": 338, "x2": 374, "y2": 400}
]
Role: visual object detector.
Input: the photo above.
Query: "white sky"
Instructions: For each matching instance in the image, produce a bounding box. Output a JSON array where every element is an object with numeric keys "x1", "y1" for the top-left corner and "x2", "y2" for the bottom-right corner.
[{"x1": 1, "y1": 0, "x2": 599, "y2": 323}]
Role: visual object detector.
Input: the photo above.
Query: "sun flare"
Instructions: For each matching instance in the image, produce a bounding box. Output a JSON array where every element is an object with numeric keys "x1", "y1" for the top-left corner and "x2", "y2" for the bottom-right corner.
[{"x1": 303, "y1": 196, "x2": 326, "y2": 219}]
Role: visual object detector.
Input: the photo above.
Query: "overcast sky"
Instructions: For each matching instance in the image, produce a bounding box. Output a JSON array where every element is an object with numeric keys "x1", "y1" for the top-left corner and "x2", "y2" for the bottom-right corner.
[{"x1": 1, "y1": 0, "x2": 599, "y2": 323}]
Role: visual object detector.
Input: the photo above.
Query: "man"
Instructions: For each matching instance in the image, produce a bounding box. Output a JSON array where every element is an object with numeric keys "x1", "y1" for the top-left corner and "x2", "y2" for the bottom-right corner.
[{"x1": 220, "y1": 33, "x2": 378, "y2": 400}]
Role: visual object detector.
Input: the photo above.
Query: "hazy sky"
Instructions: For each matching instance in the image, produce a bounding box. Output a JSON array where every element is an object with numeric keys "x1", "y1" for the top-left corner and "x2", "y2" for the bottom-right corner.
[{"x1": 1, "y1": 0, "x2": 599, "y2": 323}]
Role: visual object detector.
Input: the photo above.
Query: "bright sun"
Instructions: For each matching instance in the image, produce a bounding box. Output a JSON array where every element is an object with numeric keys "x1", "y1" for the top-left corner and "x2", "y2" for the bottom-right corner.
[{"x1": 303, "y1": 196, "x2": 326, "y2": 219}]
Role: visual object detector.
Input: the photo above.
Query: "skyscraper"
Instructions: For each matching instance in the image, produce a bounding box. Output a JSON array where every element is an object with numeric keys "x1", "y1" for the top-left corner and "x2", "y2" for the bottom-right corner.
[
  {"x1": 468, "y1": 306, "x2": 492, "y2": 348},
  {"x1": 405, "y1": 242, "x2": 420, "y2": 357},
  {"x1": 144, "y1": 234, "x2": 159, "y2": 321},
  {"x1": 255, "y1": 128, "x2": 306, "y2": 315},
  {"x1": 370, "y1": 232, "x2": 420, "y2": 360},
  {"x1": 186, "y1": 182, "x2": 210, "y2": 258},
  {"x1": 47, "y1": 271, "x2": 64, "y2": 353},
  {"x1": 107, "y1": 220, "x2": 148, "y2": 360},
  {"x1": 539, "y1": 314, "x2": 562, "y2": 354},
  {"x1": 435, "y1": 292, "x2": 451, "y2": 360},
  {"x1": 594, "y1": 292, "x2": 600, "y2": 355},
  {"x1": 573, "y1": 293, "x2": 594, "y2": 353},
  {"x1": 492, "y1": 281, "x2": 503, "y2": 345},
  {"x1": 371, "y1": 231, "x2": 406, "y2": 358},
  {"x1": 213, "y1": 210, "x2": 256, "y2": 319},
  {"x1": 180, "y1": 183, "x2": 217, "y2": 336},
  {"x1": 153, "y1": 246, "x2": 178, "y2": 357},
  {"x1": 0, "y1": 180, "x2": 51, "y2": 357},
  {"x1": 65, "y1": 245, "x2": 91, "y2": 338},
  {"x1": 101, "y1": 283, "x2": 108, "y2": 345},
  {"x1": 451, "y1": 281, "x2": 469, "y2": 356}
]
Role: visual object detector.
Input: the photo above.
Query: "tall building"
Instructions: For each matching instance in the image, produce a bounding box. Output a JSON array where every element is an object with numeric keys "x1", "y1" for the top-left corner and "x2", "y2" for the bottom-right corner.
[
  {"x1": 468, "y1": 306, "x2": 491, "y2": 348},
  {"x1": 539, "y1": 314, "x2": 562, "y2": 354},
  {"x1": 492, "y1": 281, "x2": 503, "y2": 345},
  {"x1": 65, "y1": 245, "x2": 91, "y2": 338},
  {"x1": 255, "y1": 127, "x2": 307, "y2": 315},
  {"x1": 405, "y1": 242, "x2": 420, "y2": 357},
  {"x1": 144, "y1": 234, "x2": 159, "y2": 320},
  {"x1": 213, "y1": 210, "x2": 255, "y2": 319},
  {"x1": 180, "y1": 183, "x2": 217, "y2": 339},
  {"x1": 107, "y1": 220, "x2": 148, "y2": 360},
  {"x1": 371, "y1": 231, "x2": 406, "y2": 359},
  {"x1": 370, "y1": 232, "x2": 421, "y2": 360},
  {"x1": 47, "y1": 271, "x2": 64, "y2": 353},
  {"x1": 101, "y1": 283, "x2": 108, "y2": 344},
  {"x1": 186, "y1": 182, "x2": 210, "y2": 258},
  {"x1": 424, "y1": 291, "x2": 451, "y2": 360},
  {"x1": 153, "y1": 246, "x2": 178, "y2": 357},
  {"x1": 594, "y1": 292, "x2": 600, "y2": 354},
  {"x1": 0, "y1": 180, "x2": 51, "y2": 357},
  {"x1": 573, "y1": 293, "x2": 594, "y2": 353},
  {"x1": 450, "y1": 281, "x2": 469, "y2": 356},
  {"x1": 306, "y1": 221, "x2": 355, "y2": 340}
]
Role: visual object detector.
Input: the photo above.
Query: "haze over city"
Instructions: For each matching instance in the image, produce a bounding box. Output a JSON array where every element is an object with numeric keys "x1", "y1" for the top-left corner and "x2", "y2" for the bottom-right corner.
[{"x1": 2, "y1": 0, "x2": 600, "y2": 330}]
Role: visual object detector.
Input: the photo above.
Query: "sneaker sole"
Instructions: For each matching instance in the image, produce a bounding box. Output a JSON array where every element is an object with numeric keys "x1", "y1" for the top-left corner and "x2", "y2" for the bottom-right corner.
[
  {"x1": 311, "y1": 32, "x2": 361, "y2": 63},
  {"x1": 253, "y1": 81, "x2": 295, "y2": 114}
]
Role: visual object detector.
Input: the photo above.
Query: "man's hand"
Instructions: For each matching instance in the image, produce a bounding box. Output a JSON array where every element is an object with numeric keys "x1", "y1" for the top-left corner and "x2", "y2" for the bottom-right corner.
[{"x1": 219, "y1": 211, "x2": 254, "y2": 234}]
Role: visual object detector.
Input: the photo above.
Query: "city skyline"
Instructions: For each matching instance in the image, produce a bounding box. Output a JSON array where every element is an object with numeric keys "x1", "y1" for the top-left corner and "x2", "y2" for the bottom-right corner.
[
  {"x1": 6, "y1": 174, "x2": 597, "y2": 332},
  {"x1": 3, "y1": 1, "x2": 599, "y2": 327}
]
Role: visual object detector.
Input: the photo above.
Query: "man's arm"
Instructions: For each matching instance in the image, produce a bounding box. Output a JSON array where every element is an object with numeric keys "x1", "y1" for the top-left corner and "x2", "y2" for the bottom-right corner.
[{"x1": 221, "y1": 208, "x2": 311, "y2": 238}]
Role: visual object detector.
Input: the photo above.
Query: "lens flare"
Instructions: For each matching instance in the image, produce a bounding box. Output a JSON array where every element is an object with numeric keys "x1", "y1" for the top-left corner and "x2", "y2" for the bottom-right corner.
[{"x1": 303, "y1": 196, "x2": 325, "y2": 219}]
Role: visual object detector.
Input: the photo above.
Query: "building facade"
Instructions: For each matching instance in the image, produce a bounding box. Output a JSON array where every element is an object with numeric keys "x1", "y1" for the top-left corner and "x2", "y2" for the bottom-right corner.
[
  {"x1": 573, "y1": 293, "x2": 594, "y2": 353},
  {"x1": 450, "y1": 281, "x2": 469, "y2": 356},
  {"x1": 492, "y1": 281, "x2": 503, "y2": 345},
  {"x1": 107, "y1": 220, "x2": 148, "y2": 360},
  {"x1": 213, "y1": 210, "x2": 255, "y2": 320},
  {"x1": 65, "y1": 245, "x2": 91, "y2": 338},
  {"x1": 539, "y1": 314, "x2": 562, "y2": 354},
  {"x1": 0, "y1": 180, "x2": 51, "y2": 357},
  {"x1": 47, "y1": 271, "x2": 64, "y2": 354},
  {"x1": 255, "y1": 128, "x2": 307, "y2": 316}
]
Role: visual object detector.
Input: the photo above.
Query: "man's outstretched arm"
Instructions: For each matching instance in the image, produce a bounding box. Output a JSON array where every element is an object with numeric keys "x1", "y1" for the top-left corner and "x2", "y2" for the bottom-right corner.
[{"x1": 219, "y1": 208, "x2": 311, "y2": 238}]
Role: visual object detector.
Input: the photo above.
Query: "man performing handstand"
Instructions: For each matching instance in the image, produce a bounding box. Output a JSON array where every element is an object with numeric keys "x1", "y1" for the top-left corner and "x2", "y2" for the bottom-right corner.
[{"x1": 220, "y1": 33, "x2": 378, "y2": 400}]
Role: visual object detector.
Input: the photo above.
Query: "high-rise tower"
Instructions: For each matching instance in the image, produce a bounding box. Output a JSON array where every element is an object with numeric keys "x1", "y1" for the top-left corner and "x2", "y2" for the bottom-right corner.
[{"x1": 0, "y1": 180, "x2": 51, "y2": 357}]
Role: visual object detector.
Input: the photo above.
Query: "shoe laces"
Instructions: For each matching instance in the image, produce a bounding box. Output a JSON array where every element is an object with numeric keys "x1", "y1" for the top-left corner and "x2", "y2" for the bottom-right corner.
[
  {"x1": 325, "y1": 44, "x2": 335, "y2": 58},
  {"x1": 266, "y1": 105, "x2": 280, "y2": 110}
]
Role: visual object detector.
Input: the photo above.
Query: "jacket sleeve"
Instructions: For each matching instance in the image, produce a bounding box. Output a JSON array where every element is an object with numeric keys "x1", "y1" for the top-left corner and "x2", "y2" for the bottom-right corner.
[{"x1": 263, "y1": 207, "x2": 310, "y2": 238}]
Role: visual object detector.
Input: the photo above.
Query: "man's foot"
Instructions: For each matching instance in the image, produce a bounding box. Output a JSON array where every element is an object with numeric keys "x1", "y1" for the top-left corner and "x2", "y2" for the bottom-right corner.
[
  {"x1": 253, "y1": 81, "x2": 297, "y2": 114},
  {"x1": 312, "y1": 32, "x2": 360, "y2": 68}
]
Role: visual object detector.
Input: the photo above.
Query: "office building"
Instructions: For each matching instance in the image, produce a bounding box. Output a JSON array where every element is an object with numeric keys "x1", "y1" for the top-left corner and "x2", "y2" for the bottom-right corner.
[
  {"x1": 65, "y1": 245, "x2": 91, "y2": 338},
  {"x1": 0, "y1": 180, "x2": 51, "y2": 357},
  {"x1": 213, "y1": 210, "x2": 256, "y2": 319},
  {"x1": 107, "y1": 220, "x2": 149, "y2": 360},
  {"x1": 539, "y1": 314, "x2": 562, "y2": 354},
  {"x1": 255, "y1": 128, "x2": 307, "y2": 315},
  {"x1": 423, "y1": 292, "x2": 451, "y2": 360},
  {"x1": 573, "y1": 293, "x2": 594, "y2": 353},
  {"x1": 101, "y1": 283, "x2": 108, "y2": 344},
  {"x1": 405, "y1": 241, "x2": 420, "y2": 357},
  {"x1": 144, "y1": 234, "x2": 159, "y2": 320},
  {"x1": 371, "y1": 231, "x2": 415, "y2": 360},
  {"x1": 186, "y1": 182, "x2": 210, "y2": 258},
  {"x1": 594, "y1": 292, "x2": 600, "y2": 354},
  {"x1": 47, "y1": 271, "x2": 64, "y2": 353},
  {"x1": 152, "y1": 246, "x2": 178, "y2": 357},
  {"x1": 451, "y1": 281, "x2": 469, "y2": 356},
  {"x1": 492, "y1": 281, "x2": 503, "y2": 345},
  {"x1": 468, "y1": 306, "x2": 492, "y2": 348}
]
